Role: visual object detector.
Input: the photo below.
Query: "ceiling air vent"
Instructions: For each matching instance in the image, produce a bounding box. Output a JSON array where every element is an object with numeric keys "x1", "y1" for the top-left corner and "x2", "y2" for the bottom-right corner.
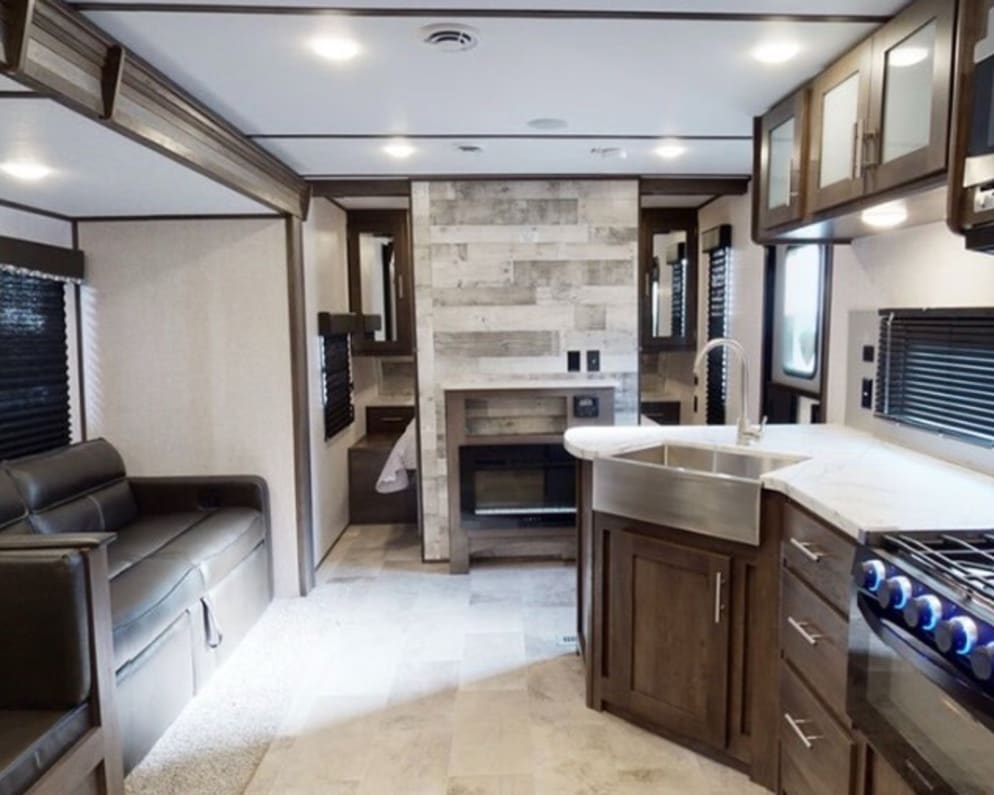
[{"x1": 421, "y1": 23, "x2": 480, "y2": 52}]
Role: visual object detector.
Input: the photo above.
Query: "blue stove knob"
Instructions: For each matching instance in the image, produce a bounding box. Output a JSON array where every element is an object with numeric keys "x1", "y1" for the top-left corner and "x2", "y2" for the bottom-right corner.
[
  {"x1": 971, "y1": 643, "x2": 994, "y2": 681},
  {"x1": 904, "y1": 594, "x2": 943, "y2": 631},
  {"x1": 877, "y1": 576, "x2": 913, "y2": 610},
  {"x1": 860, "y1": 559, "x2": 887, "y2": 592},
  {"x1": 936, "y1": 616, "x2": 979, "y2": 656}
]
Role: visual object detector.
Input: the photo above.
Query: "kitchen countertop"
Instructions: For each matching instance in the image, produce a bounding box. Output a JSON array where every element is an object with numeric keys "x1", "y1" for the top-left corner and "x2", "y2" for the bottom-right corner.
[{"x1": 564, "y1": 423, "x2": 994, "y2": 542}]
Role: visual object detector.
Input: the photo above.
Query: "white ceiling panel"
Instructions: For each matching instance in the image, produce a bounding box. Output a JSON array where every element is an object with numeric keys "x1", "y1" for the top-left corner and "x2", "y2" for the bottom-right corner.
[
  {"x1": 0, "y1": 75, "x2": 31, "y2": 92},
  {"x1": 85, "y1": 12, "x2": 878, "y2": 140},
  {"x1": 80, "y1": 1, "x2": 905, "y2": 13},
  {"x1": 0, "y1": 99, "x2": 269, "y2": 217},
  {"x1": 263, "y1": 136, "x2": 752, "y2": 176}
]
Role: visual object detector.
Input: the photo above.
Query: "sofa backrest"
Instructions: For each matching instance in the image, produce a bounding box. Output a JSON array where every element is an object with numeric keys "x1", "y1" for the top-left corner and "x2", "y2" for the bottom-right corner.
[
  {"x1": 0, "y1": 470, "x2": 31, "y2": 535},
  {"x1": 5, "y1": 439, "x2": 138, "y2": 534}
]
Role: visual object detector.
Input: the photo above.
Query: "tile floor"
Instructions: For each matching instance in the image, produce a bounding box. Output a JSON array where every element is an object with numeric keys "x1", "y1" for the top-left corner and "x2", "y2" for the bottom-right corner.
[{"x1": 240, "y1": 524, "x2": 767, "y2": 795}]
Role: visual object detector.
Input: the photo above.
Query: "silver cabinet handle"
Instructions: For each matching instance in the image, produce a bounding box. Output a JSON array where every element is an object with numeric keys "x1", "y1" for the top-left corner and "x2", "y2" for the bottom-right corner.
[
  {"x1": 714, "y1": 572, "x2": 724, "y2": 624},
  {"x1": 854, "y1": 117, "x2": 865, "y2": 180},
  {"x1": 790, "y1": 538, "x2": 824, "y2": 563},
  {"x1": 397, "y1": 276, "x2": 405, "y2": 300},
  {"x1": 784, "y1": 713, "x2": 822, "y2": 750},
  {"x1": 788, "y1": 617, "x2": 823, "y2": 646}
]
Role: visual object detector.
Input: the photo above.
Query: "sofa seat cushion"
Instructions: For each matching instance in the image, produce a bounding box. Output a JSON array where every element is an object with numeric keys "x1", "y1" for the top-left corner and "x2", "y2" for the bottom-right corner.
[
  {"x1": 0, "y1": 473, "x2": 30, "y2": 535},
  {"x1": 157, "y1": 508, "x2": 265, "y2": 589},
  {"x1": 110, "y1": 555, "x2": 204, "y2": 671},
  {"x1": 108, "y1": 513, "x2": 204, "y2": 579},
  {"x1": 0, "y1": 704, "x2": 91, "y2": 795}
]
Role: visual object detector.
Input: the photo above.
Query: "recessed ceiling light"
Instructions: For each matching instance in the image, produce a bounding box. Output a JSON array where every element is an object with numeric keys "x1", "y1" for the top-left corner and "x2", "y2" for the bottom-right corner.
[
  {"x1": 527, "y1": 118, "x2": 568, "y2": 131},
  {"x1": 751, "y1": 41, "x2": 801, "y2": 65},
  {"x1": 889, "y1": 46, "x2": 929, "y2": 68},
  {"x1": 383, "y1": 140, "x2": 416, "y2": 159},
  {"x1": 0, "y1": 160, "x2": 52, "y2": 181},
  {"x1": 654, "y1": 140, "x2": 687, "y2": 159},
  {"x1": 862, "y1": 201, "x2": 908, "y2": 229},
  {"x1": 310, "y1": 36, "x2": 362, "y2": 62}
]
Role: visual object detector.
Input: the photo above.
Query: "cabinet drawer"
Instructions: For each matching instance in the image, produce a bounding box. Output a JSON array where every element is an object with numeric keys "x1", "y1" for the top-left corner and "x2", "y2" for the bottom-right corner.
[
  {"x1": 783, "y1": 502, "x2": 855, "y2": 614},
  {"x1": 780, "y1": 664, "x2": 855, "y2": 795},
  {"x1": 366, "y1": 405, "x2": 415, "y2": 435},
  {"x1": 781, "y1": 569, "x2": 849, "y2": 723}
]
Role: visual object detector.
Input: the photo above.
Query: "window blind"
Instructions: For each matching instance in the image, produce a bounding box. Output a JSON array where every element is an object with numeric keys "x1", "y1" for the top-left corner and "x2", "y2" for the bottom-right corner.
[
  {"x1": 671, "y1": 260, "x2": 686, "y2": 338},
  {"x1": 706, "y1": 246, "x2": 730, "y2": 425},
  {"x1": 322, "y1": 333, "x2": 354, "y2": 440},
  {"x1": 876, "y1": 308, "x2": 994, "y2": 446},
  {"x1": 0, "y1": 269, "x2": 71, "y2": 461}
]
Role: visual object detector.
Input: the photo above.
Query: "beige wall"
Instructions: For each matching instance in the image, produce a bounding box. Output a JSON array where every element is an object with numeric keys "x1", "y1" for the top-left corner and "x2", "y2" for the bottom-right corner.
[
  {"x1": 77, "y1": 218, "x2": 301, "y2": 596},
  {"x1": 302, "y1": 199, "x2": 377, "y2": 564},
  {"x1": 695, "y1": 190, "x2": 766, "y2": 426},
  {"x1": 412, "y1": 179, "x2": 640, "y2": 561}
]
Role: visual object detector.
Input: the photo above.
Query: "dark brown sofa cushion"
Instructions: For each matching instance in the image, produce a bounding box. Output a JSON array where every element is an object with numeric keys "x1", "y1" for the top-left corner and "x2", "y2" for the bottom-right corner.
[
  {"x1": 5, "y1": 440, "x2": 138, "y2": 534},
  {"x1": 108, "y1": 513, "x2": 203, "y2": 580},
  {"x1": 0, "y1": 474, "x2": 30, "y2": 536},
  {"x1": 0, "y1": 705, "x2": 92, "y2": 795},
  {"x1": 157, "y1": 508, "x2": 265, "y2": 589},
  {"x1": 0, "y1": 550, "x2": 91, "y2": 710}
]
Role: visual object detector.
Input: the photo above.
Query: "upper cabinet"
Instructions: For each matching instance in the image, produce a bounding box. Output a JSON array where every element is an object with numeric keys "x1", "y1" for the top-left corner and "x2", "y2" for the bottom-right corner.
[
  {"x1": 756, "y1": 90, "x2": 810, "y2": 231},
  {"x1": 347, "y1": 209, "x2": 414, "y2": 356},
  {"x1": 755, "y1": 0, "x2": 957, "y2": 240}
]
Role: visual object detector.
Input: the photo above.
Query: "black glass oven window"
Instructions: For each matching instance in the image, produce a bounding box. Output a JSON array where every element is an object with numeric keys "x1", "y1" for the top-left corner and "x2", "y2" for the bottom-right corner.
[
  {"x1": 876, "y1": 309, "x2": 994, "y2": 446},
  {"x1": 0, "y1": 270, "x2": 70, "y2": 461},
  {"x1": 707, "y1": 247, "x2": 730, "y2": 425},
  {"x1": 321, "y1": 333, "x2": 354, "y2": 440}
]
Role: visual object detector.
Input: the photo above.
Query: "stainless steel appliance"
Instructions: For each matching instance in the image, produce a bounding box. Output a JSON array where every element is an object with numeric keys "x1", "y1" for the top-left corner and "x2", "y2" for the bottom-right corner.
[{"x1": 850, "y1": 532, "x2": 994, "y2": 794}]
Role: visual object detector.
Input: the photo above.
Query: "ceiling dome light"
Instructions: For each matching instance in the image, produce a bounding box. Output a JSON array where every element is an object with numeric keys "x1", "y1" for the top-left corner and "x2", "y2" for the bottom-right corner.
[
  {"x1": 654, "y1": 140, "x2": 687, "y2": 159},
  {"x1": 383, "y1": 140, "x2": 416, "y2": 159},
  {"x1": 751, "y1": 41, "x2": 801, "y2": 65},
  {"x1": 527, "y1": 117, "x2": 568, "y2": 131},
  {"x1": 889, "y1": 46, "x2": 929, "y2": 68},
  {"x1": 310, "y1": 36, "x2": 362, "y2": 62},
  {"x1": 0, "y1": 160, "x2": 52, "y2": 181},
  {"x1": 862, "y1": 201, "x2": 908, "y2": 229}
]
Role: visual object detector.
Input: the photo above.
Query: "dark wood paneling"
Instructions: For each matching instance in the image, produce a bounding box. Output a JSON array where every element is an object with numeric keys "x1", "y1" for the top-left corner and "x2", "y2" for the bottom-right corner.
[
  {"x1": 311, "y1": 179, "x2": 411, "y2": 198},
  {"x1": 0, "y1": 233, "x2": 84, "y2": 279},
  {"x1": 641, "y1": 176, "x2": 750, "y2": 196},
  {"x1": 0, "y1": 0, "x2": 309, "y2": 217},
  {"x1": 365, "y1": 404, "x2": 415, "y2": 434}
]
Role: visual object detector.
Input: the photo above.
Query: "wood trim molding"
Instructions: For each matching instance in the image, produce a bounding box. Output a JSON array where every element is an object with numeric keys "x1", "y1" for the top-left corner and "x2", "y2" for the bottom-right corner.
[
  {"x1": 284, "y1": 215, "x2": 315, "y2": 596},
  {"x1": 0, "y1": 0, "x2": 310, "y2": 218},
  {"x1": 640, "y1": 177, "x2": 750, "y2": 196},
  {"x1": 256, "y1": 133, "x2": 753, "y2": 141},
  {"x1": 0, "y1": 233, "x2": 84, "y2": 279},
  {"x1": 311, "y1": 179, "x2": 411, "y2": 198}
]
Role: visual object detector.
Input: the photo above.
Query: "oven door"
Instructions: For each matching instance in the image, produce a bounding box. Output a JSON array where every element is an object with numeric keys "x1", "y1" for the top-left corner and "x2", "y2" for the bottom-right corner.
[{"x1": 849, "y1": 590, "x2": 994, "y2": 794}]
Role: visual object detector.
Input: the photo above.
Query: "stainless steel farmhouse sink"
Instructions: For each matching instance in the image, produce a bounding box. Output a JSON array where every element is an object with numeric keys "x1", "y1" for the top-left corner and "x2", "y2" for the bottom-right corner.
[{"x1": 592, "y1": 443, "x2": 808, "y2": 546}]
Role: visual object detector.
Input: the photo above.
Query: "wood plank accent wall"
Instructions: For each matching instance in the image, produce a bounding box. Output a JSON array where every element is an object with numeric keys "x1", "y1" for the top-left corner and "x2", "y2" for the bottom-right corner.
[{"x1": 412, "y1": 180, "x2": 640, "y2": 561}]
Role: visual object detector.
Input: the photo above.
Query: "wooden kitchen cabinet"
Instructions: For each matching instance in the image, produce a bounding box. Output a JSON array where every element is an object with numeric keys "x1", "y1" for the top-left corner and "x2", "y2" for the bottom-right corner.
[
  {"x1": 755, "y1": 89, "x2": 810, "y2": 233},
  {"x1": 860, "y1": 744, "x2": 919, "y2": 795}
]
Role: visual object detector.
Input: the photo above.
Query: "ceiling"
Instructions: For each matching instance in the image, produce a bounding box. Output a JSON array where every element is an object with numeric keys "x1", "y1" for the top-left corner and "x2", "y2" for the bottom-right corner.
[
  {"x1": 0, "y1": 98, "x2": 269, "y2": 217},
  {"x1": 0, "y1": 1, "x2": 909, "y2": 217}
]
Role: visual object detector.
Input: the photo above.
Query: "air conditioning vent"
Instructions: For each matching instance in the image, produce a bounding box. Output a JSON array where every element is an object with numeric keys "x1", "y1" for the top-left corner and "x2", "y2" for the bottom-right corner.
[{"x1": 421, "y1": 23, "x2": 479, "y2": 52}]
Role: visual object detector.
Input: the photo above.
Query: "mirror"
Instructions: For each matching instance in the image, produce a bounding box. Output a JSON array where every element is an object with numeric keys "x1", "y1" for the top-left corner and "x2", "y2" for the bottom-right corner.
[
  {"x1": 640, "y1": 209, "x2": 698, "y2": 352},
  {"x1": 347, "y1": 209, "x2": 412, "y2": 355}
]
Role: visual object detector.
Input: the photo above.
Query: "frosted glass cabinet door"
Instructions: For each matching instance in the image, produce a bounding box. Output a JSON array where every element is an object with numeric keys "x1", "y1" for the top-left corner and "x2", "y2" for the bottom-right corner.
[
  {"x1": 768, "y1": 118, "x2": 795, "y2": 210},
  {"x1": 866, "y1": 0, "x2": 954, "y2": 194},
  {"x1": 756, "y1": 90, "x2": 807, "y2": 232},
  {"x1": 819, "y1": 74, "x2": 861, "y2": 188}
]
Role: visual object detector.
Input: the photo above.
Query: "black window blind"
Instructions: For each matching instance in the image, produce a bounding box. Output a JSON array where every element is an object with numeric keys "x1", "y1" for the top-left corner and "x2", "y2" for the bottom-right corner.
[
  {"x1": 322, "y1": 333, "x2": 354, "y2": 440},
  {"x1": 706, "y1": 246, "x2": 730, "y2": 425},
  {"x1": 671, "y1": 260, "x2": 686, "y2": 338},
  {"x1": 876, "y1": 309, "x2": 994, "y2": 446},
  {"x1": 0, "y1": 269, "x2": 71, "y2": 461}
]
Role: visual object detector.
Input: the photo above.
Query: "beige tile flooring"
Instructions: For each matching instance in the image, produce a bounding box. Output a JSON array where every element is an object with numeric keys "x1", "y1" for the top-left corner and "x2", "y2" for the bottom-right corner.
[{"x1": 245, "y1": 524, "x2": 768, "y2": 795}]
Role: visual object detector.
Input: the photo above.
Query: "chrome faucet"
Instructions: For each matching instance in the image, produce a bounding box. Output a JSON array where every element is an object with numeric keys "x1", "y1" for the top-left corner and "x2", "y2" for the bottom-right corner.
[{"x1": 693, "y1": 337, "x2": 766, "y2": 446}]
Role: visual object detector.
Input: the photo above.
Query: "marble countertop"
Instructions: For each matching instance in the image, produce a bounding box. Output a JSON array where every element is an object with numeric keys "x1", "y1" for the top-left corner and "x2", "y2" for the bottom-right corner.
[{"x1": 564, "y1": 423, "x2": 994, "y2": 542}]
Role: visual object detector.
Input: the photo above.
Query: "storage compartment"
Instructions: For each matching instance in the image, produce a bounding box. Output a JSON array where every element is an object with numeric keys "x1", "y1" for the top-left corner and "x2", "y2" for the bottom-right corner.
[{"x1": 782, "y1": 502, "x2": 856, "y2": 614}]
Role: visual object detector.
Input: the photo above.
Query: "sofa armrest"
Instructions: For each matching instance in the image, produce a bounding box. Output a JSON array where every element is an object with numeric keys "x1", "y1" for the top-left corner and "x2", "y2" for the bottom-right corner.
[
  {"x1": 0, "y1": 533, "x2": 116, "y2": 551},
  {"x1": 129, "y1": 475, "x2": 269, "y2": 517}
]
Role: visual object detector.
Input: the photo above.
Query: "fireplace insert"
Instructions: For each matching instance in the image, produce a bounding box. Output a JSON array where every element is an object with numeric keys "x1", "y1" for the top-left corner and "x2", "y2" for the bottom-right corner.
[{"x1": 459, "y1": 444, "x2": 576, "y2": 530}]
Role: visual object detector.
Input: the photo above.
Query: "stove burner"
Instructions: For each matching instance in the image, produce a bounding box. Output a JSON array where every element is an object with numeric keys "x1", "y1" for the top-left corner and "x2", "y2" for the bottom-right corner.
[{"x1": 884, "y1": 532, "x2": 994, "y2": 608}]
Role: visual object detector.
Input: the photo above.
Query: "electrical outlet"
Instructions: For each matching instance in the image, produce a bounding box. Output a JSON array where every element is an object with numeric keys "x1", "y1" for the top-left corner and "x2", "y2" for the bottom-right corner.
[
  {"x1": 567, "y1": 350, "x2": 581, "y2": 372},
  {"x1": 586, "y1": 350, "x2": 600, "y2": 372}
]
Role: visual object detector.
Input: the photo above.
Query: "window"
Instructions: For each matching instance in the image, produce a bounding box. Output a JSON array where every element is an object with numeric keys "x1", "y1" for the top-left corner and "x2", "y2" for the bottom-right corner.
[
  {"x1": 771, "y1": 245, "x2": 830, "y2": 395},
  {"x1": 704, "y1": 227, "x2": 732, "y2": 425},
  {"x1": 0, "y1": 268, "x2": 71, "y2": 461},
  {"x1": 876, "y1": 308, "x2": 994, "y2": 446},
  {"x1": 321, "y1": 332, "x2": 354, "y2": 440}
]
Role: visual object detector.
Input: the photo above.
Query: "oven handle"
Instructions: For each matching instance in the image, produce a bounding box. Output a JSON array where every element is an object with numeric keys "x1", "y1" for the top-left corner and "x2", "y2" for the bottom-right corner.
[{"x1": 855, "y1": 593, "x2": 994, "y2": 735}]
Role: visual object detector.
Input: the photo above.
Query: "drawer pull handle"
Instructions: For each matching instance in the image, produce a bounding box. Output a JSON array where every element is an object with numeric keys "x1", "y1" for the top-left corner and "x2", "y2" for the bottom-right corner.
[
  {"x1": 790, "y1": 538, "x2": 824, "y2": 563},
  {"x1": 784, "y1": 713, "x2": 822, "y2": 750},
  {"x1": 714, "y1": 572, "x2": 724, "y2": 625},
  {"x1": 904, "y1": 760, "x2": 936, "y2": 792},
  {"x1": 787, "y1": 617, "x2": 824, "y2": 646}
]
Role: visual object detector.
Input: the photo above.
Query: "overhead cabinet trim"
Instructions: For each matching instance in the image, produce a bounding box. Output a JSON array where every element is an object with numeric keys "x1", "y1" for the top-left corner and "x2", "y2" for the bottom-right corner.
[
  {"x1": 0, "y1": 0, "x2": 310, "y2": 218},
  {"x1": 0, "y1": 234, "x2": 84, "y2": 281}
]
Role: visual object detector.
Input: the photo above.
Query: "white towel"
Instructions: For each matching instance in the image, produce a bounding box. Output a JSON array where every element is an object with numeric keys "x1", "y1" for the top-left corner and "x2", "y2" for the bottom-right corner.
[{"x1": 376, "y1": 419, "x2": 417, "y2": 494}]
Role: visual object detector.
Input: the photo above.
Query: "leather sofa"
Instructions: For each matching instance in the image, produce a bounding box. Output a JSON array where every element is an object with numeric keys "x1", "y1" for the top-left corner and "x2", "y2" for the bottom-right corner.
[{"x1": 1, "y1": 439, "x2": 273, "y2": 774}]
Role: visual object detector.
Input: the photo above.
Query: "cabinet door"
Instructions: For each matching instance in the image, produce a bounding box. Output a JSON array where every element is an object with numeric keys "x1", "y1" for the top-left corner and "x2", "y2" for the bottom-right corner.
[
  {"x1": 612, "y1": 530, "x2": 732, "y2": 748},
  {"x1": 865, "y1": 0, "x2": 955, "y2": 194},
  {"x1": 864, "y1": 747, "x2": 918, "y2": 795},
  {"x1": 807, "y1": 42, "x2": 873, "y2": 213},
  {"x1": 756, "y1": 90, "x2": 809, "y2": 231}
]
